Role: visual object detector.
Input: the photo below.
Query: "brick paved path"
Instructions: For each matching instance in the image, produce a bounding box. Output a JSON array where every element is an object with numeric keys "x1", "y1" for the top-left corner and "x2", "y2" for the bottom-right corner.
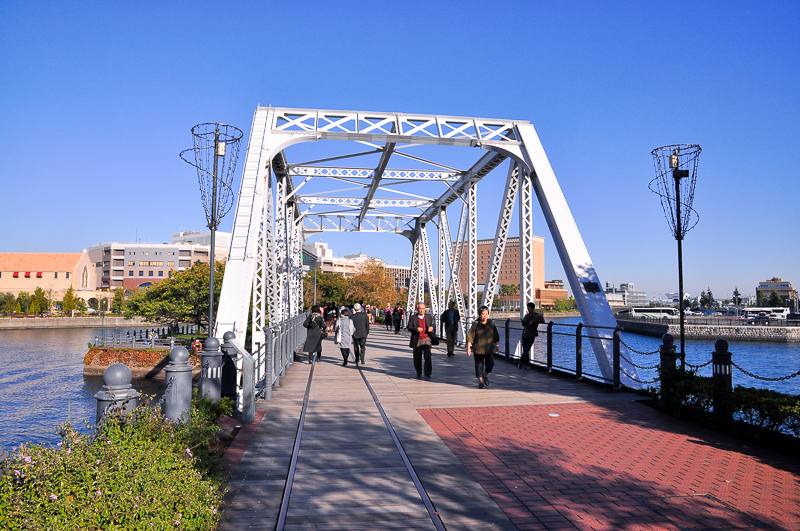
[{"x1": 421, "y1": 401, "x2": 800, "y2": 530}]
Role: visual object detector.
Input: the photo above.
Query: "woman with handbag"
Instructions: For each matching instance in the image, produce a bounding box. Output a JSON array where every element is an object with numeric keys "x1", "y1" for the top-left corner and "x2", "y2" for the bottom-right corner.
[
  {"x1": 335, "y1": 308, "x2": 355, "y2": 366},
  {"x1": 303, "y1": 305, "x2": 326, "y2": 364},
  {"x1": 407, "y1": 302, "x2": 435, "y2": 380},
  {"x1": 466, "y1": 305, "x2": 500, "y2": 389}
]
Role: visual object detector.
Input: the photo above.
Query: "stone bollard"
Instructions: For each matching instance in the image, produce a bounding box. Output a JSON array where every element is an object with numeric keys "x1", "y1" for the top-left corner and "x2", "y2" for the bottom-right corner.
[
  {"x1": 220, "y1": 331, "x2": 240, "y2": 401},
  {"x1": 200, "y1": 337, "x2": 222, "y2": 403},
  {"x1": 712, "y1": 339, "x2": 733, "y2": 427},
  {"x1": 659, "y1": 333, "x2": 679, "y2": 410},
  {"x1": 94, "y1": 363, "x2": 140, "y2": 424},
  {"x1": 163, "y1": 346, "x2": 194, "y2": 424}
]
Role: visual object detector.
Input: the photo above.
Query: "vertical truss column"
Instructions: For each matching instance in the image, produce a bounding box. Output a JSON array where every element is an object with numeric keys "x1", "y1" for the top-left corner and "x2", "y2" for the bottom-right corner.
[
  {"x1": 274, "y1": 177, "x2": 289, "y2": 322},
  {"x1": 251, "y1": 174, "x2": 270, "y2": 375},
  {"x1": 420, "y1": 224, "x2": 439, "y2": 319},
  {"x1": 482, "y1": 163, "x2": 520, "y2": 310},
  {"x1": 265, "y1": 173, "x2": 278, "y2": 322},
  {"x1": 405, "y1": 237, "x2": 422, "y2": 318},
  {"x1": 467, "y1": 182, "x2": 477, "y2": 321},
  {"x1": 443, "y1": 206, "x2": 467, "y2": 337},
  {"x1": 293, "y1": 219, "x2": 303, "y2": 314},
  {"x1": 518, "y1": 169, "x2": 536, "y2": 319},
  {"x1": 437, "y1": 210, "x2": 447, "y2": 325}
]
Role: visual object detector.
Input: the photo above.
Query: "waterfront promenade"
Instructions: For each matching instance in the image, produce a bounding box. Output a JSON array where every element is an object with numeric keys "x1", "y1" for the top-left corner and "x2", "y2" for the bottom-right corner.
[{"x1": 220, "y1": 327, "x2": 800, "y2": 530}]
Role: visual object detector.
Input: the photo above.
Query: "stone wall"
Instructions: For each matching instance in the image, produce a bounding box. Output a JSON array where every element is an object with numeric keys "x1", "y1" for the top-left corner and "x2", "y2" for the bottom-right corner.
[
  {"x1": 0, "y1": 316, "x2": 148, "y2": 330},
  {"x1": 617, "y1": 319, "x2": 800, "y2": 342}
]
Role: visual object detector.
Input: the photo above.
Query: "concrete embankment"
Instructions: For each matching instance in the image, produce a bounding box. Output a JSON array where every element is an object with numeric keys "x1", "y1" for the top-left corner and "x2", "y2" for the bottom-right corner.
[
  {"x1": 0, "y1": 316, "x2": 149, "y2": 330},
  {"x1": 618, "y1": 319, "x2": 800, "y2": 342}
]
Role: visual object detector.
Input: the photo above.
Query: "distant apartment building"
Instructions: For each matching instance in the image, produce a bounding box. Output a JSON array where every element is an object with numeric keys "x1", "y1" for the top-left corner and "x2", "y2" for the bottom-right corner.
[
  {"x1": 756, "y1": 277, "x2": 797, "y2": 310},
  {"x1": 87, "y1": 241, "x2": 219, "y2": 290},
  {"x1": 455, "y1": 236, "x2": 567, "y2": 307},
  {"x1": 0, "y1": 251, "x2": 99, "y2": 300},
  {"x1": 171, "y1": 230, "x2": 230, "y2": 259},
  {"x1": 604, "y1": 282, "x2": 648, "y2": 307},
  {"x1": 303, "y1": 242, "x2": 411, "y2": 291}
]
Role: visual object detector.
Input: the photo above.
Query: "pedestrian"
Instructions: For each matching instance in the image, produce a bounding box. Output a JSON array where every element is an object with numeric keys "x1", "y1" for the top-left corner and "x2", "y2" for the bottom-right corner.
[
  {"x1": 323, "y1": 303, "x2": 335, "y2": 333},
  {"x1": 407, "y1": 302, "x2": 435, "y2": 379},
  {"x1": 351, "y1": 303, "x2": 370, "y2": 365},
  {"x1": 334, "y1": 308, "x2": 355, "y2": 366},
  {"x1": 393, "y1": 304, "x2": 404, "y2": 334},
  {"x1": 520, "y1": 302, "x2": 545, "y2": 369},
  {"x1": 439, "y1": 300, "x2": 461, "y2": 357},
  {"x1": 384, "y1": 305, "x2": 393, "y2": 330},
  {"x1": 466, "y1": 305, "x2": 500, "y2": 389},
  {"x1": 303, "y1": 305, "x2": 326, "y2": 364}
]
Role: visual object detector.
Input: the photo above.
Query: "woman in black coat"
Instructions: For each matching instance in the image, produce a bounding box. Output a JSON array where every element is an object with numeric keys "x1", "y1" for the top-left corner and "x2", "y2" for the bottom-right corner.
[{"x1": 303, "y1": 305, "x2": 326, "y2": 364}]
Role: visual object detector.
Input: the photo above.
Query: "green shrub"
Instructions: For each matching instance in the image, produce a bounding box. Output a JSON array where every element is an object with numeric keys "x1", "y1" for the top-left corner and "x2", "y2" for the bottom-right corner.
[
  {"x1": 731, "y1": 386, "x2": 800, "y2": 436},
  {"x1": 0, "y1": 392, "x2": 231, "y2": 530}
]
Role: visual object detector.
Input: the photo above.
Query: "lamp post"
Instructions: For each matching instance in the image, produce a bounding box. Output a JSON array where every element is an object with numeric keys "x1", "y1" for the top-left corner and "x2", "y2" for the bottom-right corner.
[{"x1": 650, "y1": 144, "x2": 702, "y2": 371}]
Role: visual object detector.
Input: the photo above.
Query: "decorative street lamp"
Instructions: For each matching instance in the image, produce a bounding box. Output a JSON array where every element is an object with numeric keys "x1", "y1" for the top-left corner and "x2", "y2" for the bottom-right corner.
[
  {"x1": 181, "y1": 123, "x2": 243, "y2": 337},
  {"x1": 650, "y1": 144, "x2": 702, "y2": 369}
]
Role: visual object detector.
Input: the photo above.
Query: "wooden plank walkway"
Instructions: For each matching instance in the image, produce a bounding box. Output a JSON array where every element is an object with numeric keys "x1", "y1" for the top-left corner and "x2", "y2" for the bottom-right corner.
[{"x1": 221, "y1": 326, "x2": 641, "y2": 530}]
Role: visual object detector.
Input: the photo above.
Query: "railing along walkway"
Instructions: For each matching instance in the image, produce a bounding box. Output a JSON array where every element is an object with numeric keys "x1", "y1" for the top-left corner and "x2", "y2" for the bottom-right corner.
[{"x1": 221, "y1": 326, "x2": 642, "y2": 530}]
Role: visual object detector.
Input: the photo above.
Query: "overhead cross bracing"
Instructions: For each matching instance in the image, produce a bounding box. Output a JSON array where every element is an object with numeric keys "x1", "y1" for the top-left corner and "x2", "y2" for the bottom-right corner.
[{"x1": 215, "y1": 106, "x2": 640, "y2": 402}]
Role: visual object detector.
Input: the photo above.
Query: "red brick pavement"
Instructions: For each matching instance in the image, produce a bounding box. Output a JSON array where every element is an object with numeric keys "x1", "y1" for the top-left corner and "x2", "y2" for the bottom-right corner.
[{"x1": 420, "y1": 400, "x2": 800, "y2": 530}]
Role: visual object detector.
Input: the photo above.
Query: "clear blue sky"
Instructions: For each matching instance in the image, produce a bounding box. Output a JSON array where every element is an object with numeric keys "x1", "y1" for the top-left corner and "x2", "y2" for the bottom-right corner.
[{"x1": 2, "y1": 1, "x2": 798, "y2": 300}]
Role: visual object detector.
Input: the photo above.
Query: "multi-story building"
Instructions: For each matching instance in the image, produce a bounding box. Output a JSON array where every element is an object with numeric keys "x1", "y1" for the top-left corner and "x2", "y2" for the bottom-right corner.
[
  {"x1": 0, "y1": 251, "x2": 99, "y2": 300},
  {"x1": 457, "y1": 235, "x2": 548, "y2": 305},
  {"x1": 604, "y1": 282, "x2": 648, "y2": 307},
  {"x1": 756, "y1": 277, "x2": 797, "y2": 310},
  {"x1": 87, "y1": 241, "x2": 218, "y2": 290},
  {"x1": 171, "y1": 230, "x2": 230, "y2": 258}
]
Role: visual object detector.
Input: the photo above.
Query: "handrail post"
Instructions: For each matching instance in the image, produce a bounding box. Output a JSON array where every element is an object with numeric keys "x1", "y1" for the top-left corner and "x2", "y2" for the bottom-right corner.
[
  {"x1": 546, "y1": 321, "x2": 554, "y2": 373},
  {"x1": 575, "y1": 323, "x2": 583, "y2": 381},
  {"x1": 505, "y1": 318, "x2": 510, "y2": 359},
  {"x1": 659, "y1": 333, "x2": 678, "y2": 411},
  {"x1": 265, "y1": 327, "x2": 274, "y2": 400},
  {"x1": 613, "y1": 327, "x2": 621, "y2": 390},
  {"x1": 712, "y1": 339, "x2": 733, "y2": 428}
]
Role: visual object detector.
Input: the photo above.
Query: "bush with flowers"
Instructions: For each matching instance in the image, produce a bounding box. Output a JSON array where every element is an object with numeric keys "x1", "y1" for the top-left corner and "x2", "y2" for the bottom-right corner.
[{"x1": 0, "y1": 391, "x2": 233, "y2": 530}]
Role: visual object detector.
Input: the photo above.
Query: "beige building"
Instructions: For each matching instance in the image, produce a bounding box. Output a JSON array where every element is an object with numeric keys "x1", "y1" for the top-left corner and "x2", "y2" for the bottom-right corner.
[
  {"x1": 756, "y1": 277, "x2": 797, "y2": 310},
  {"x1": 0, "y1": 251, "x2": 101, "y2": 302}
]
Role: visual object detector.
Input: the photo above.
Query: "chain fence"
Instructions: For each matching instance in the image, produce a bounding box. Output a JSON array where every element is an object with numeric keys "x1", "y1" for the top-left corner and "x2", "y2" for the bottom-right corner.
[{"x1": 731, "y1": 361, "x2": 800, "y2": 382}]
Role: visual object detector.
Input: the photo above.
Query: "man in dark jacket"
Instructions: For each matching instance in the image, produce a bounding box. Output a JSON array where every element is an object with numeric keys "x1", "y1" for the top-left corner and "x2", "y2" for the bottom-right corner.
[
  {"x1": 407, "y1": 302, "x2": 435, "y2": 379},
  {"x1": 351, "y1": 303, "x2": 370, "y2": 365},
  {"x1": 520, "y1": 301, "x2": 545, "y2": 369},
  {"x1": 439, "y1": 301, "x2": 461, "y2": 357}
]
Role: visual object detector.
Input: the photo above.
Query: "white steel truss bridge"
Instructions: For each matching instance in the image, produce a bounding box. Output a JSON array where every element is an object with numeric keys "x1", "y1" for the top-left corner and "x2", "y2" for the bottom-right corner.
[{"x1": 215, "y1": 106, "x2": 638, "y2": 390}]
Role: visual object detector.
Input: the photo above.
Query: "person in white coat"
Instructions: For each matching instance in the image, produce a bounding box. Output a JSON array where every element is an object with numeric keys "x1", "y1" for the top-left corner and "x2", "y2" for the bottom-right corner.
[{"x1": 335, "y1": 308, "x2": 356, "y2": 366}]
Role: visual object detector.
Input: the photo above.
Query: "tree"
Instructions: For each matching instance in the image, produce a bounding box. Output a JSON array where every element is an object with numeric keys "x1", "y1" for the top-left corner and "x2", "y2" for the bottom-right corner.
[
  {"x1": 0, "y1": 292, "x2": 15, "y2": 314},
  {"x1": 62, "y1": 286, "x2": 77, "y2": 315},
  {"x1": 16, "y1": 292, "x2": 31, "y2": 315},
  {"x1": 111, "y1": 287, "x2": 126, "y2": 315},
  {"x1": 757, "y1": 291, "x2": 768, "y2": 307},
  {"x1": 32, "y1": 287, "x2": 49, "y2": 314},
  {"x1": 345, "y1": 259, "x2": 396, "y2": 307},
  {"x1": 768, "y1": 291, "x2": 783, "y2": 307},
  {"x1": 553, "y1": 296, "x2": 577, "y2": 312},
  {"x1": 126, "y1": 260, "x2": 225, "y2": 327},
  {"x1": 699, "y1": 290, "x2": 708, "y2": 308},
  {"x1": 500, "y1": 284, "x2": 519, "y2": 296},
  {"x1": 706, "y1": 287, "x2": 715, "y2": 308},
  {"x1": 303, "y1": 270, "x2": 349, "y2": 309},
  {"x1": 732, "y1": 287, "x2": 742, "y2": 307}
]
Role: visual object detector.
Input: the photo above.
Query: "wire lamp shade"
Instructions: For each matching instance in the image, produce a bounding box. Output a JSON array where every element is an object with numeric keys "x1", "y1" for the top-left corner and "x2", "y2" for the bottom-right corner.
[{"x1": 650, "y1": 144, "x2": 702, "y2": 240}]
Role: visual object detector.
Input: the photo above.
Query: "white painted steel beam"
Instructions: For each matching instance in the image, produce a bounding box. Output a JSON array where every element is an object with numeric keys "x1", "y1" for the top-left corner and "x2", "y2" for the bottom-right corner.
[
  {"x1": 518, "y1": 169, "x2": 536, "y2": 319},
  {"x1": 514, "y1": 123, "x2": 638, "y2": 386},
  {"x1": 482, "y1": 163, "x2": 520, "y2": 310}
]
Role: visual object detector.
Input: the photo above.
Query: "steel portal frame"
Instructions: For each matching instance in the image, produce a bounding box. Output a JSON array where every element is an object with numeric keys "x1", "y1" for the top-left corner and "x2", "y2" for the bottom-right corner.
[{"x1": 215, "y1": 107, "x2": 639, "y2": 399}]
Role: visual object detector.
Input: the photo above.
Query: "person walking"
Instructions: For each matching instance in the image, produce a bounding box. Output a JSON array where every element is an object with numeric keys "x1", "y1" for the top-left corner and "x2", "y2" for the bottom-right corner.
[
  {"x1": 393, "y1": 304, "x2": 404, "y2": 334},
  {"x1": 407, "y1": 302, "x2": 435, "y2": 379},
  {"x1": 439, "y1": 300, "x2": 461, "y2": 357},
  {"x1": 303, "y1": 305, "x2": 326, "y2": 364},
  {"x1": 334, "y1": 308, "x2": 355, "y2": 366},
  {"x1": 384, "y1": 305, "x2": 393, "y2": 330},
  {"x1": 351, "y1": 303, "x2": 370, "y2": 365},
  {"x1": 520, "y1": 302, "x2": 545, "y2": 369},
  {"x1": 466, "y1": 305, "x2": 500, "y2": 389}
]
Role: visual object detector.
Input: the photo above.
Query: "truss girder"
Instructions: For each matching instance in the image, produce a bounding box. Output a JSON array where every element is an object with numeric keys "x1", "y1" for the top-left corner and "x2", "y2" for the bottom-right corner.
[
  {"x1": 514, "y1": 123, "x2": 638, "y2": 386},
  {"x1": 482, "y1": 163, "x2": 520, "y2": 310},
  {"x1": 302, "y1": 213, "x2": 413, "y2": 233},
  {"x1": 271, "y1": 108, "x2": 525, "y2": 148},
  {"x1": 444, "y1": 205, "x2": 467, "y2": 323},
  {"x1": 519, "y1": 169, "x2": 536, "y2": 319},
  {"x1": 420, "y1": 224, "x2": 439, "y2": 318},
  {"x1": 406, "y1": 237, "x2": 423, "y2": 318},
  {"x1": 358, "y1": 142, "x2": 396, "y2": 227},
  {"x1": 288, "y1": 166, "x2": 460, "y2": 181},
  {"x1": 437, "y1": 211, "x2": 446, "y2": 326},
  {"x1": 295, "y1": 197, "x2": 431, "y2": 208}
]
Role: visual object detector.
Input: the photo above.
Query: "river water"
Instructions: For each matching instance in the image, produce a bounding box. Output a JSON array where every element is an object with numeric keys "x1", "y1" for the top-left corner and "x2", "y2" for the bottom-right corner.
[{"x1": 1, "y1": 321, "x2": 798, "y2": 450}]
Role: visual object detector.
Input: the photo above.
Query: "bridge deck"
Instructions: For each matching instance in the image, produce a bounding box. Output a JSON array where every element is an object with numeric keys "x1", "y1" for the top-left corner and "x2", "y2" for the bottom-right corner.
[{"x1": 220, "y1": 327, "x2": 800, "y2": 530}]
